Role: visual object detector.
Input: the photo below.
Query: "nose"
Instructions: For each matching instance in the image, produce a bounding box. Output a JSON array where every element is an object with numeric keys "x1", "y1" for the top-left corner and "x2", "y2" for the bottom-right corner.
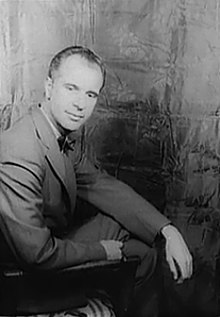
[
  {"x1": 72, "y1": 95, "x2": 85, "y2": 112},
  {"x1": 73, "y1": 103, "x2": 84, "y2": 111}
]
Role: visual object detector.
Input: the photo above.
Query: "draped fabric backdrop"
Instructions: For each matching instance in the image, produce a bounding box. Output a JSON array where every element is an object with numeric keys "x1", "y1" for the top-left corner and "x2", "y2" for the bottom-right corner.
[{"x1": 1, "y1": 0, "x2": 220, "y2": 314}]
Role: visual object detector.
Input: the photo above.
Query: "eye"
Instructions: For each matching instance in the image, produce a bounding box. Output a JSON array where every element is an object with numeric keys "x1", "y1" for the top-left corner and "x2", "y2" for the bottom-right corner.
[
  {"x1": 67, "y1": 86, "x2": 73, "y2": 91},
  {"x1": 87, "y1": 92, "x2": 98, "y2": 99},
  {"x1": 64, "y1": 84, "x2": 78, "y2": 91}
]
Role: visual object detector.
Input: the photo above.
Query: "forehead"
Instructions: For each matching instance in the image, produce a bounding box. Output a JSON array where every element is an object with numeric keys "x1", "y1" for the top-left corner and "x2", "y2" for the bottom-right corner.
[{"x1": 56, "y1": 55, "x2": 103, "y2": 81}]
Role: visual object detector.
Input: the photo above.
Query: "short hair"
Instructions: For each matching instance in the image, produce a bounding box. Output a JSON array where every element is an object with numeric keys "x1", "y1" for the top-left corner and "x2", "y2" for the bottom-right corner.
[{"x1": 48, "y1": 46, "x2": 106, "y2": 90}]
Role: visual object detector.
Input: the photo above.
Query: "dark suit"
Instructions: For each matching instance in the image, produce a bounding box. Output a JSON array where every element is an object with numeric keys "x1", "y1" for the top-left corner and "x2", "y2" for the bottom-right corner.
[{"x1": 0, "y1": 105, "x2": 169, "y2": 270}]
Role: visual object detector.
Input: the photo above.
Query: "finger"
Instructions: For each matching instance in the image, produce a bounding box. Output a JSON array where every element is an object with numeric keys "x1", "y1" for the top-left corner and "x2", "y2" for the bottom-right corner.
[
  {"x1": 182, "y1": 251, "x2": 193, "y2": 278},
  {"x1": 111, "y1": 240, "x2": 123, "y2": 247},
  {"x1": 189, "y1": 256, "x2": 193, "y2": 276},
  {"x1": 176, "y1": 277, "x2": 184, "y2": 284},
  {"x1": 117, "y1": 241, "x2": 123, "y2": 248},
  {"x1": 116, "y1": 247, "x2": 122, "y2": 259},
  {"x1": 177, "y1": 259, "x2": 188, "y2": 280},
  {"x1": 177, "y1": 249, "x2": 190, "y2": 279},
  {"x1": 187, "y1": 254, "x2": 193, "y2": 278},
  {"x1": 175, "y1": 248, "x2": 189, "y2": 278},
  {"x1": 113, "y1": 242, "x2": 122, "y2": 257},
  {"x1": 183, "y1": 246, "x2": 193, "y2": 277},
  {"x1": 167, "y1": 256, "x2": 178, "y2": 280}
]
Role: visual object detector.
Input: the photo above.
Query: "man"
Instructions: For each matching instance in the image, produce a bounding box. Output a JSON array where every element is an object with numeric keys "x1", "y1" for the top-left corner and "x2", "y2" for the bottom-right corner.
[{"x1": 0, "y1": 46, "x2": 192, "y2": 315}]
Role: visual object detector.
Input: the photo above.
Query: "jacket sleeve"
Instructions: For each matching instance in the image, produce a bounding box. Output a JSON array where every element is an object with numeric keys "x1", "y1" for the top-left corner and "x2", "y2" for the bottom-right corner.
[
  {"x1": 75, "y1": 151, "x2": 170, "y2": 246},
  {"x1": 0, "y1": 133, "x2": 106, "y2": 270}
]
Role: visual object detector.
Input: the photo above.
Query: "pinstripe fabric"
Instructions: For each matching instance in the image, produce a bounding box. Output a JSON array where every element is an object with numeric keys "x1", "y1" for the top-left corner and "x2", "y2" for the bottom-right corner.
[{"x1": 7, "y1": 297, "x2": 116, "y2": 317}]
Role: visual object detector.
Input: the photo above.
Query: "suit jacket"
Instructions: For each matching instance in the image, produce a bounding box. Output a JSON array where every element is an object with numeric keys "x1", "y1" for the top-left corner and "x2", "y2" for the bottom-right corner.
[{"x1": 0, "y1": 105, "x2": 169, "y2": 270}]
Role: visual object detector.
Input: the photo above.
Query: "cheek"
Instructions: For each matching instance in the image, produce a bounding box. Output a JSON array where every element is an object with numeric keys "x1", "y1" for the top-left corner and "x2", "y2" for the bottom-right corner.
[
  {"x1": 51, "y1": 101, "x2": 63, "y2": 119},
  {"x1": 85, "y1": 103, "x2": 96, "y2": 118},
  {"x1": 51, "y1": 87, "x2": 68, "y2": 103}
]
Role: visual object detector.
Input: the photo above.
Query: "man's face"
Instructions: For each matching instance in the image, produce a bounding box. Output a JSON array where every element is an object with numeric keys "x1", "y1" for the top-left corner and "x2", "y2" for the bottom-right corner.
[{"x1": 45, "y1": 54, "x2": 103, "y2": 132}]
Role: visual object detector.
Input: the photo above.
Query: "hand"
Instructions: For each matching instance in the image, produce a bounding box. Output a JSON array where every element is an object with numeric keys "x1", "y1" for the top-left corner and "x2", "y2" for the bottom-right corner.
[
  {"x1": 100, "y1": 240, "x2": 123, "y2": 261},
  {"x1": 161, "y1": 224, "x2": 193, "y2": 283}
]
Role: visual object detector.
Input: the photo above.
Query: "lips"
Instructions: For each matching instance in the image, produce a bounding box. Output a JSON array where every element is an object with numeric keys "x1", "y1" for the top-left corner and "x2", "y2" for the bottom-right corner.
[{"x1": 65, "y1": 111, "x2": 84, "y2": 120}]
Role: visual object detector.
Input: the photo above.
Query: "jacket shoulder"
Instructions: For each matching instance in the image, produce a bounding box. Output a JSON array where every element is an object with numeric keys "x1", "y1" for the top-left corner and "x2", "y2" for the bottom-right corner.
[{"x1": 0, "y1": 112, "x2": 43, "y2": 163}]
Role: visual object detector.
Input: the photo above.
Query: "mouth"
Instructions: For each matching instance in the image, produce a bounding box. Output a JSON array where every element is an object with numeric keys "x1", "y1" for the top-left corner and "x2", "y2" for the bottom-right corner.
[{"x1": 65, "y1": 111, "x2": 84, "y2": 121}]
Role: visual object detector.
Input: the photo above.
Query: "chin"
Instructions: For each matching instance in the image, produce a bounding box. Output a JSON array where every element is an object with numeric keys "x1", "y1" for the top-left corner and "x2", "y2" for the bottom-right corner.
[{"x1": 65, "y1": 123, "x2": 82, "y2": 132}]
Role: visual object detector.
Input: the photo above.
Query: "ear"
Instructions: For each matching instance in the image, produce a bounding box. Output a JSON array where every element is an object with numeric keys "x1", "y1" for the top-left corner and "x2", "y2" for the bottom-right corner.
[{"x1": 44, "y1": 77, "x2": 53, "y2": 100}]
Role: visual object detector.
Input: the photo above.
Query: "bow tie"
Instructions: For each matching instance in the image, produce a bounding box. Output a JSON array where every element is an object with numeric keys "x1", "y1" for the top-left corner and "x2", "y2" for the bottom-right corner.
[{"x1": 57, "y1": 135, "x2": 75, "y2": 153}]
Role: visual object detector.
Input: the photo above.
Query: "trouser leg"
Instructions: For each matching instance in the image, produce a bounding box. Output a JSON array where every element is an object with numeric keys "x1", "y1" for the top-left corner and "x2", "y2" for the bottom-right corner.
[
  {"x1": 68, "y1": 212, "x2": 159, "y2": 317},
  {"x1": 68, "y1": 211, "x2": 129, "y2": 242},
  {"x1": 123, "y1": 239, "x2": 159, "y2": 317}
]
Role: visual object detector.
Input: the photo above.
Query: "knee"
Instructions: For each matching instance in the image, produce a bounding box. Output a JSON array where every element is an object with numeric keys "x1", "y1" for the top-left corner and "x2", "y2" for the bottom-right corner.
[
  {"x1": 136, "y1": 246, "x2": 158, "y2": 283},
  {"x1": 123, "y1": 239, "x2": 158, "y2": 282}
]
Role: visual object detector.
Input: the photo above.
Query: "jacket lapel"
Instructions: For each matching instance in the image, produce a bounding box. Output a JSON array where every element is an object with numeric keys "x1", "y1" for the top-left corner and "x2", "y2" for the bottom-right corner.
[{"x1": 30, "y1": 106, "x2": 72, "y2": 202}]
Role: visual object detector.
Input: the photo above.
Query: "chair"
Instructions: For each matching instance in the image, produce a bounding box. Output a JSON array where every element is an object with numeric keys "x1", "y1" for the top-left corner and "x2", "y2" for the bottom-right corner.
[
  {"x1": 0, "y1": 257, "x2": 139, "y2": 317},
  {"x1": 0, "y1": 104, "x2": 139, "y2": 316}
]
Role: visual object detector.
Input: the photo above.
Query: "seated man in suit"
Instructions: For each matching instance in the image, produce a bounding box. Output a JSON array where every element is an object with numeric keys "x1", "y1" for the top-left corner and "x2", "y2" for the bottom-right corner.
[{"x1": 0, "y1": 46, "x2": 192, "y2": 316}]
